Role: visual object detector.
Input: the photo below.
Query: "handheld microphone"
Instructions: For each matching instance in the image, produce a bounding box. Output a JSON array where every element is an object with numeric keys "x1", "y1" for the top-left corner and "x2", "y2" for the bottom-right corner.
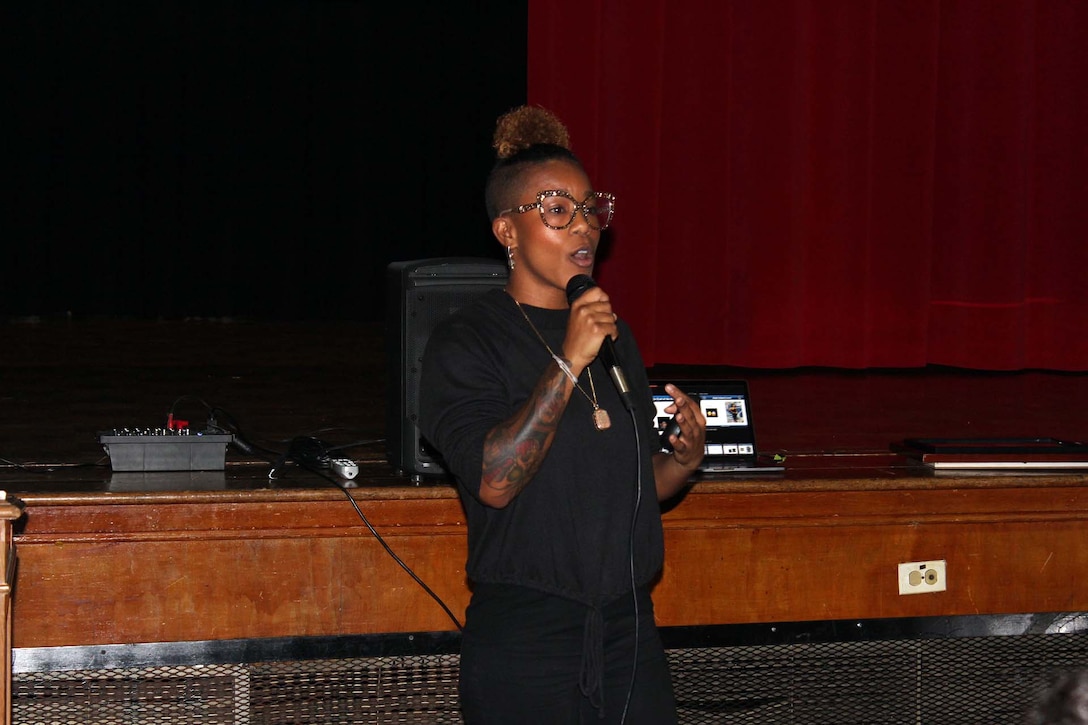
[{"x1": 565, "y1": 274, "x2": 634, "y2": 411}]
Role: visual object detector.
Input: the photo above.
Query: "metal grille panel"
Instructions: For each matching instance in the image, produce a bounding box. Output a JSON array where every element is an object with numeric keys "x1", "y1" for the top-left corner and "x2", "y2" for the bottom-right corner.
[
  {"x1": 12, "y1": 632, "x2": 1088, "y2": 724},
  {"x1": 669, "y1": 634, "x2": 1088, "y2": 724},
  {"x1": 13, "y1": 665, "x2": 244, "y2": 724},
  {"x1": 247, "y1": 655, "x2": 461, "y2": 724}
]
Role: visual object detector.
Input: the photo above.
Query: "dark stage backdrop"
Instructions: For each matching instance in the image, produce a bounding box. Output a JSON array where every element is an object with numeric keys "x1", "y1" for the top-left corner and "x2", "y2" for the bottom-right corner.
[
  {"x1": 5, "y1": 1, "x2": 524, "y2": 321},
  {"x1": 529, "y1": 0, "x2": 1087, "y2": 371}
]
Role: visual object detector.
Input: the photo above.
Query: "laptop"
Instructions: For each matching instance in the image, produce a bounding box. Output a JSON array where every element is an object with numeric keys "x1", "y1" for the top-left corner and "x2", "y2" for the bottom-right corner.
[{"x1": 650, "y1": 379, "x2": 784, "y2": 474}]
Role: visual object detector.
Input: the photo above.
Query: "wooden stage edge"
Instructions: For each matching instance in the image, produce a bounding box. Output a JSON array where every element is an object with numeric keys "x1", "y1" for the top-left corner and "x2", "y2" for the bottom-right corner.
[{"x1": 6, "y1": 460, "x2": 1088, "y2": 651}]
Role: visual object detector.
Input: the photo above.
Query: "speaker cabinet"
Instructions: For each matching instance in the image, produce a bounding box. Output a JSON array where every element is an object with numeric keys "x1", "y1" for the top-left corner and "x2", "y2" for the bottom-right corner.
[{"x1": 385, "y1": 258, "x2": 508, "y2": 478}]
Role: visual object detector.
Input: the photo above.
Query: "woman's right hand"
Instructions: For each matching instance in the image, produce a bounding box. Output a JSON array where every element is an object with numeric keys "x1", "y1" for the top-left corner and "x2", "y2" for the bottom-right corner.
[{"x1": 563, "y1": 284, "x2": 618, "y2": 374}]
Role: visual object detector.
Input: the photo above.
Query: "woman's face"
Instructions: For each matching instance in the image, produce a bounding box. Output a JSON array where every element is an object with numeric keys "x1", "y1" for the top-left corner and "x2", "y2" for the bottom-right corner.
[{"x1": 496, "y1": 160, "x2": 601, "y2": 309}]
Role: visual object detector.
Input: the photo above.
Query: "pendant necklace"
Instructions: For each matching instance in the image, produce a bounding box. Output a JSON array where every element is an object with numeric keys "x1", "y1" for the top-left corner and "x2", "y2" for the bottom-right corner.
[{"x1": 513, "y1": 298, "x2": 612, "y2": 431}]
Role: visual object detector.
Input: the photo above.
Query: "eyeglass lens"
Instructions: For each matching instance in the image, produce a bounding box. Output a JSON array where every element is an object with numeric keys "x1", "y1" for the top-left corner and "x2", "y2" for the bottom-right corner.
[{"x1": 539, "y1": 193, "x2": 614, "y2": 230}]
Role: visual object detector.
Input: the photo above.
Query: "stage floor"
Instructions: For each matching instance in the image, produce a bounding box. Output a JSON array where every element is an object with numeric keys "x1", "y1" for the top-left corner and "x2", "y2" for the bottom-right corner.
[{"x1": 2, "y1": 318, "x2": 1086, "y2": 478}]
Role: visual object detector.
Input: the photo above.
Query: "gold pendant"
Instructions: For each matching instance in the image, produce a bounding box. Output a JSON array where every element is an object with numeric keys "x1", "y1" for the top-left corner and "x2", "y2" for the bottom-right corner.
[{"x1": 593, "y1": 407, "x2": 612, "y2": 431}]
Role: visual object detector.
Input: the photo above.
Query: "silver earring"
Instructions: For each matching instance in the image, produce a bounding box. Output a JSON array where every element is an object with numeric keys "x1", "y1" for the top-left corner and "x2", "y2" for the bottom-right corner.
[{"x1": 507, "y1": 246, "x2": 515, "y2": 271}]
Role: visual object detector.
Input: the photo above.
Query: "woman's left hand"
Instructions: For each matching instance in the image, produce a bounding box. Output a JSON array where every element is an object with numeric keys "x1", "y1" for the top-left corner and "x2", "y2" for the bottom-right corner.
[{"x1": 662, "y1": 383, "x2": 706, "y2": 471}]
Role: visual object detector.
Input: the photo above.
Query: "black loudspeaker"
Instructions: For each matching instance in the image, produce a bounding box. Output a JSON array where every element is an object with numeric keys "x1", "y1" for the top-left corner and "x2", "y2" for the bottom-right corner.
[{"x1": 386, "y1": 258, "x2": 508, "y2": 478}]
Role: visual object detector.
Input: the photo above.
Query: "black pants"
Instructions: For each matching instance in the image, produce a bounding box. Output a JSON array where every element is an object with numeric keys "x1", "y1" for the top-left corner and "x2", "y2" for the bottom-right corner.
[{"x1": 458, "y1": 583, "x2": 677, "y2": 724}]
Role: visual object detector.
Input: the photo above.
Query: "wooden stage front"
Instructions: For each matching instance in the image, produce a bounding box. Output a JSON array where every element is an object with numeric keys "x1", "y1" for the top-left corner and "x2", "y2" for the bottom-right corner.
[
  {"x1": 5, "y1": 465, "x2": 1088, "y2": 651},
  {"x1": 2, "y1": 319, "x2": 1087, "y2": 651}
]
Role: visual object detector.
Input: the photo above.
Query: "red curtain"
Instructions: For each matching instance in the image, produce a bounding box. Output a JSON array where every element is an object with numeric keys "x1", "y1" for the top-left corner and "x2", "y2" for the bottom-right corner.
[{"x1": 528, "y1": 0, "x2": 1087, "y2": 370}]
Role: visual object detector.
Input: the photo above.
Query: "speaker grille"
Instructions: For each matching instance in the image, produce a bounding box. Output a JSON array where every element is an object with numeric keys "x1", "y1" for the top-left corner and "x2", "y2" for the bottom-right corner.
[{"x1": 12, "y1": 632, "x2": 1087, "y2": 723}]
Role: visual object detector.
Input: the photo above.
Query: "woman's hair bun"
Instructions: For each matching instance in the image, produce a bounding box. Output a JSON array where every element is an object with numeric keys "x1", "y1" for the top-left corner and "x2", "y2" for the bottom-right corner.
[{"x1": 492, "y1": 105, "x2": 571, "y2": 160}]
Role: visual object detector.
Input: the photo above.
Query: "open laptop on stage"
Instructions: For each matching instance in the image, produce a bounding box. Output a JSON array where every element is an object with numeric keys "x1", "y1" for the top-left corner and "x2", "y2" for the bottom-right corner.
[{"x1": 650, "y1": 379, "x2": 784, "y2": 474}]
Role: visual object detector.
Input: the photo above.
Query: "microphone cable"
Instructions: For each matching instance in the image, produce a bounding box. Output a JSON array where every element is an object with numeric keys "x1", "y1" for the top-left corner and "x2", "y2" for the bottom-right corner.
[
  {"x1": 166, "y1": 398, "x2": 465, "y2": 633},
  {"x1": 565, "y1": 275, "x2": 645, "y2": 722},
  {"x1": 619, "y1": 398, "x2": 645, "y2": 725},
  {"x1": 270, "y1": 434, "x2": 464, "y2": 632}
]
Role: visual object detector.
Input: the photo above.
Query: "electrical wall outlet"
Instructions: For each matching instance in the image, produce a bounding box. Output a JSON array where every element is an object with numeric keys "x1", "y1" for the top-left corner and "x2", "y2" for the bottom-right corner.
[{"x1": 897, "y1": 559, "x2": 947, "y2": 595}]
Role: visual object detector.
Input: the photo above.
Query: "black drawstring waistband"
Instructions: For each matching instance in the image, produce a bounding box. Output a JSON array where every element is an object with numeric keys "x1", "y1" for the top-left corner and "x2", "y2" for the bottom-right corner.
[{"x1": 579, "y1": 604, "x2": 606, "y2": 719}]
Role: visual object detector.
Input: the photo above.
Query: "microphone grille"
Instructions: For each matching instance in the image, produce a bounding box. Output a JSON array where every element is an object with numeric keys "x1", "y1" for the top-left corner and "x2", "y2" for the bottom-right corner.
[{"x1": 565, "y1": 275, "x2": 596, "y2": 304}]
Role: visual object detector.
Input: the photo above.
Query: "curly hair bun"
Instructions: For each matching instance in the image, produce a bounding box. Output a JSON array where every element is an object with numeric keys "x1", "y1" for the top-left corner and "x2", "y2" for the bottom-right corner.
[{"x1": 492, "y1": 105, "x2": 571, "y2": 160}]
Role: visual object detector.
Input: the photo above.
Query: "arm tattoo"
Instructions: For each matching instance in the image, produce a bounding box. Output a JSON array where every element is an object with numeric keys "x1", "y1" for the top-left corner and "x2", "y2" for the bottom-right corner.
[{"x1": 480, "y1": 361, "x2": 571, "y2": 506}]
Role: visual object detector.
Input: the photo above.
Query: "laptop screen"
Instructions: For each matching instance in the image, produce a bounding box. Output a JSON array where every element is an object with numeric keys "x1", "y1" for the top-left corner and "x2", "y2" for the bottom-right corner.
[{"x1": 650, "y1": 379, "x2": 762, "y2": 466}]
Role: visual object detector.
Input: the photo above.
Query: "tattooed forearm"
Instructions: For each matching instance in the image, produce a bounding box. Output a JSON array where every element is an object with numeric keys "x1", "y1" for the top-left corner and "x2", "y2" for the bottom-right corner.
[{"x1": 479, "y1": 361, "x2": 571, "y2": 508}]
